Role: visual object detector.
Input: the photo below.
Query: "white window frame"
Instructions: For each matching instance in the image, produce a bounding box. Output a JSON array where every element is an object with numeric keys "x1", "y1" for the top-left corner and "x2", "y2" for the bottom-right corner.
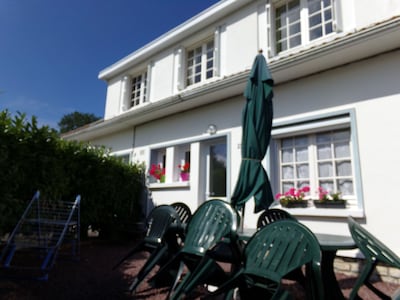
[
  {"x1": 147, "y1": 133, "x2": 231, "y2": 202},
  {"x1": 269, "y1": 109, "x2": 364, "y2": 217},
  {"x1": 185, "y1": 38, "x2": 215, "y2": 87},
  {"x1": 130, "y1": 70, "x2": 148, "y2": 108},
  {"x1": 268, "y1": 0, "x2": 337, "y2": 56}
]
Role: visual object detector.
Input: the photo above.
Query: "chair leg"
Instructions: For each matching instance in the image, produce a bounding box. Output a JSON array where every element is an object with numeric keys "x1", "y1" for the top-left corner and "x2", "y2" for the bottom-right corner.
[
  {"x1": 129, "y1": 245, "x2": 168, "y2": 293},
  {"x1": 365, "y1": 281, "x2": 391, "y2": 300},
  {"x1": 170, "y1": 256, "x2": 228, "y2": 300},
  {"x1": 349, "y1": 261, "x2": 375, "y2": 300}
]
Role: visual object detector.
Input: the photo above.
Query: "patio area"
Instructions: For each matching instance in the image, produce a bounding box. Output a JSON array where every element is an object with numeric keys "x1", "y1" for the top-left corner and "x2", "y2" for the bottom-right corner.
[{"x1": 1, "y1": 239, "x2": 399, "y2": 300}]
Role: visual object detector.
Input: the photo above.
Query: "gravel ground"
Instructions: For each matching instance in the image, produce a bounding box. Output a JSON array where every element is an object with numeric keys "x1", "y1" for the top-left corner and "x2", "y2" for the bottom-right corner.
[{"x1": 0, "y1": 239, "x2": 399, "y2": 300}]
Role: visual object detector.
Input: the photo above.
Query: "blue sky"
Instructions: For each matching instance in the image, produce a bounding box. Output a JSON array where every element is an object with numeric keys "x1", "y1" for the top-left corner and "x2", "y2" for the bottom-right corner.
[{"x1": 0, "y1": 0, "x2": 219, "y2": 129}]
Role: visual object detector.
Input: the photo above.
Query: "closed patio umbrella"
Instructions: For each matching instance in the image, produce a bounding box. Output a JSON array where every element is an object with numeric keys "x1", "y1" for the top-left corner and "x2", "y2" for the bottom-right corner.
[{"x1": 231, "y1": 51, "x2": 274, "y2": 213}]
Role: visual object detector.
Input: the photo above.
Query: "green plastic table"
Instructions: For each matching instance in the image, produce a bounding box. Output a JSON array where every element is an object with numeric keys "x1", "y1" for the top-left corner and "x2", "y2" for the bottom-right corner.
[{"x1": 316, "y1": 233, "x2": 357, "y2": 300}]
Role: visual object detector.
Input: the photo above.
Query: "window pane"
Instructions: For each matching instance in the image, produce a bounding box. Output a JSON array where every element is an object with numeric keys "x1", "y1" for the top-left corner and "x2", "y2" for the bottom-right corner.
[
  {"x1": 295, "y1": 136, "x2": 308, "y2": 146},
  {"x1": 299, "y1": 181, "x2": 310, "y2": 190},
  {"x1": 310, "y1": 27, "x2": 323, "y2": 40},
  {"x1": 334, "y1": 142, "x2": 350, "y2": 158},
  {"x1": 317, "y1": 132, "x2": 330, "y2": 143},
  {"x1": 319, "y1": 180, "x2": 334, "y2": 192},
  {"x1": 334, "y1": 130, "x2": 350, "y2": 140},
  {"x1": 297, "y1": 164, "x2": 309, "y2": 178},
  {"x1": 319, "y1": 162, "x2": 333, "y2": 177},
  {"x1": 282, "y1": 149, "x2": 293, "y2": 162},
  {"x1": 317, "y1": 144, "x2": 331, "y2": 159},
  {"x1": 308, "y1": 0, "x2": 321, "y2": 14},
  {"x1": 209, "y1": 143, "x2": 226, "y2": 197},
  {"x1": 289, "y1": 35, "x2": 301, "y2": 47},
  {"x1": 325, "y1": 23, "x2": 333, "y2": 34},
  {"x1": 324, "y1": 9, "x2": 332, "y2": 21},
  {"x1": 296, "y1": 147, "x2": 308, "y2": 161},
  {"x1": 282, "y1": 138, "x2": 293, "y2": 148},
  {"x1": 283, "y1": 182, "x2": 294, "y2": 193},
  {"x1": 283, "y1": 166, "x2": 294, "y2": 179},
  {"x1": 338, "y1": 179, "x2": 353, "y2": 195},
  {"x1": 289, "y1": 22, "x2": 301, "y2": 35},
  {"x1": 336, "y1": 160, "x2": 352, "y2": 176},
  {"x1": 288, "y1": 0, "x2": 300, "y2": 10},
  {"x1": 309, "y1": 14, "x2": 322, "y2": 27}
]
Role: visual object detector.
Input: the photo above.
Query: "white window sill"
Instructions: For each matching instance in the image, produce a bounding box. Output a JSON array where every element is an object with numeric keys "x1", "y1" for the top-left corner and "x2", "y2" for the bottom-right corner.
[{"x1": 148, "y1": 181, "x2": 190, "y2": 189}]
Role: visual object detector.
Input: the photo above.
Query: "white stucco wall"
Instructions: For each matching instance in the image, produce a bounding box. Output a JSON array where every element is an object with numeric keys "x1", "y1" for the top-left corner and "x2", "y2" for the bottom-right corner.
[
  {"x1": 353, "y1": 0, "x2": 400, "y2": 28},
  {"x1": 272, "y1": 49, "x2": 400, "y2": 253},
  {"x1": 77, "y1": 0, "x2": 400, "y2": 256},
  {"x1": 104, "y1": 77, "x2": 123, "y2": 120},
  {"x1": 223, "y1": 2, "x2": 259, "y2": 74},
  {"x1": 148, "y1": 51, "x2": 175, "y2": 102},
  {"x1": 90, "y1": 128, "x2": 134, "y2": 153}
]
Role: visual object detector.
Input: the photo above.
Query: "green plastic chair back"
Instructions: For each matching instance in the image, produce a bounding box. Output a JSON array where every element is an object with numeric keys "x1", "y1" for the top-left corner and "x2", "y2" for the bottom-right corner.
[
  {"x1": 144, "y1": 205, "x2": 181, "y2": 246},
  {"x1": 348, "y1": 216, "x2": 400, "y2": 300},
  {"x1": 212, "y1": 219, "x2": 323, "y2": 299},
  {"x1": 171, "y1": 202, "x2": 192, "y2": 224},
  {"x1": 257, "y1": 208, "x2": 296, "y2": 228},
  {"x1": 182, "y1": 199, "x2": 239, "y2": 256},
  {"x1": 153, "y1": 199, "x2": 240, "y2": 300},
  {"x1": 112, "y1": 204, "x2": 181, "y2": 293}
]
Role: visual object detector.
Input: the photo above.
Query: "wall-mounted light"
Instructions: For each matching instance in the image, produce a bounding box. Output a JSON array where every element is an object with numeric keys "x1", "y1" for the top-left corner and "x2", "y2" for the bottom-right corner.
[{"x1": 207, "y1": 124, "x2": 217, "y2": 135}]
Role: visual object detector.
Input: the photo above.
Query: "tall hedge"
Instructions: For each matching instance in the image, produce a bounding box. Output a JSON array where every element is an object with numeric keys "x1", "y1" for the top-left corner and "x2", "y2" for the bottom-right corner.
[{"x1": 0, "y1": 110, "x2": 145, "y2": 240}]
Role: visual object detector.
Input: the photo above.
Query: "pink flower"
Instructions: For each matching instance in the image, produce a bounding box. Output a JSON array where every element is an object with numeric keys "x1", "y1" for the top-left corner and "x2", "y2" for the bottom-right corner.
[{"x1": 276, "y1": 186, "x2": 310, "y2": 202}]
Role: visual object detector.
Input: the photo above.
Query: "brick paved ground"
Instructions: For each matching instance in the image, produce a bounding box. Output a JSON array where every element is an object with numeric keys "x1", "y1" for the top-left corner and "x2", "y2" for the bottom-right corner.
[{"x1": 1, "y1": 240, "x2": 399, "y2": 300}]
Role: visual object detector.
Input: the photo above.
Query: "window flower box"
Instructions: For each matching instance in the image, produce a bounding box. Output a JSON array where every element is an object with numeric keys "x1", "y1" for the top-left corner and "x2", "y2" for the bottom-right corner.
[
  {"x1": 276, "y1": 186, "x2": 310, "y2": 208},
  {"x1": 281, "y1": 200, "x2": 309, "y2": 208},
  {"x1": 314, "y1": 187, "x2": 346, "y2": 208},
  {"x1": 313, "y1": 199, "x2": 346, "y2": 208}
]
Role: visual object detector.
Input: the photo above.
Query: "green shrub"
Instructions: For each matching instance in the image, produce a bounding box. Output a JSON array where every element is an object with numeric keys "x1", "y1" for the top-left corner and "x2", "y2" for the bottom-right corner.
[{"x1": 0, "y1": 110, "x2": 145, "y2": 241}]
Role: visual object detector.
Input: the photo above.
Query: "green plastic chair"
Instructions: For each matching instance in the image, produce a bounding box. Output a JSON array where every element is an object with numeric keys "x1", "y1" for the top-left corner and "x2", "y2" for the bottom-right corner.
[
  {"x1": 171, "y1": 202, "x2": 192, "y2": 224},
  {"x1": 112, "y1": 204, "x2": 182, "y2": 293},
  {"x1": 256, "y1": 209, "x2": 306, "y2": 288},
  {"x1": 257, "y1": 208, "x2": 296, "y2": 228},
  {"x1": 348, "y1": 216, "x2": 400, "y2": 300},
  {"x1": 210, "y1": 219, "x2": 324, "y2": 300},
  {"x1": 149, "y1": 199, "x2": 241, "y2": 300}
]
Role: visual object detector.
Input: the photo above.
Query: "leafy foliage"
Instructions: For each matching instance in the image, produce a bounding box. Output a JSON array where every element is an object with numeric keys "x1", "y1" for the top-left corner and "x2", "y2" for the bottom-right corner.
[
  {"x1": 0, "y1": 110, "x2": 144, "y2": 240},
  {"x1": 58, "y1": 111, "x2": 101, "y2": 134}
]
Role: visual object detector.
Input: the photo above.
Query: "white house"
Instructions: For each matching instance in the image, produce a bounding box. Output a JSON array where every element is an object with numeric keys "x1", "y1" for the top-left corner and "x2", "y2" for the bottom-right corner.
[{"x1": 64, "y1": 0, "x2": 400, "y2": 256}]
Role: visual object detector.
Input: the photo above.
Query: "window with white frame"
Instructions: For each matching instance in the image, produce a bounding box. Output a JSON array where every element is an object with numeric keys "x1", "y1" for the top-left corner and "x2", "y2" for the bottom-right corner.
[
  {"x1": 130, "y1": 71, "x2": 148, "y2": 108},
  {"x1": 278, "y1": 129, "x2": 353, "y2": 196},
  {"x1": 273, "y1": 0, "x2": 335, "y2": 54},
  {"x1": 186, "y1": 39, "x2": 215, "y2": 87},
  {"x1": 272, "y1": 112, "x2": 361, "y2": 209}
]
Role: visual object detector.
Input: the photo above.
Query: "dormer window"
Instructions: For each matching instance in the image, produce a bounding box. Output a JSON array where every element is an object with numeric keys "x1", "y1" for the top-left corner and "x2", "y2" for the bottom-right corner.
[
  {"x1": 273, "y1": 0, "x2": 335, "y2": 54},
  {"x1": 130, "y1": 71, "x2": 148, "y2": 108},
  {"x1": 186, "y1": 39, "x2": 215, "y2": 87}
]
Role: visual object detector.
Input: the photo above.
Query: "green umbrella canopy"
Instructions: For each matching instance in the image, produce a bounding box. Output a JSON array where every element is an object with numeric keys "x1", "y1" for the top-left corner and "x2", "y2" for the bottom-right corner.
[{"x1": 231, "y1": 52, "x2": 274, "y2": 213}]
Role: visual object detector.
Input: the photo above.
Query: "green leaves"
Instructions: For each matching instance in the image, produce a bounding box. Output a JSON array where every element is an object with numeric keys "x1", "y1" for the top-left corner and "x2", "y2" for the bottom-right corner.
[{"x1": 0, "y1": 110, "x2": 144, "y2": 240}]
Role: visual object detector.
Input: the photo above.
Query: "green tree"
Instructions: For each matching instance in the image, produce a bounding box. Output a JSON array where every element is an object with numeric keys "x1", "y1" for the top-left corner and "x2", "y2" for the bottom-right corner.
[{"x1": 58, "y1": 111, "x2": 101, "y2": 133}]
